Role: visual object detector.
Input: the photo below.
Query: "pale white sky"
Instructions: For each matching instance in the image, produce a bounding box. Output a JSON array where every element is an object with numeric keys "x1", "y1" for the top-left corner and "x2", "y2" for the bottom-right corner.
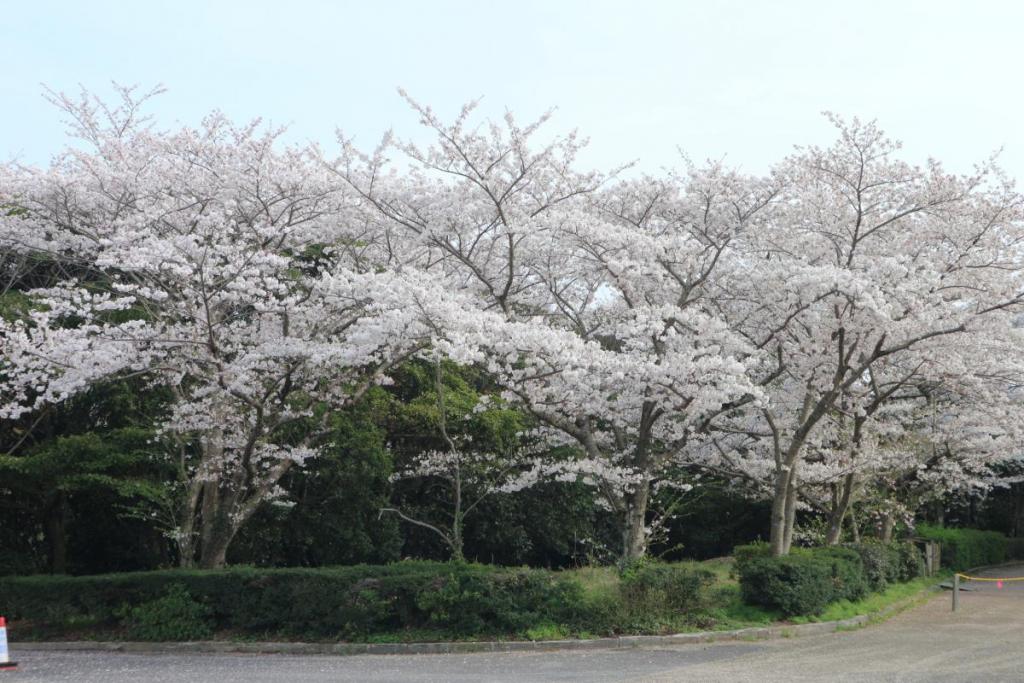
[{"x1": 3, "y1": 0, "x2": 1023, "y2": 179}]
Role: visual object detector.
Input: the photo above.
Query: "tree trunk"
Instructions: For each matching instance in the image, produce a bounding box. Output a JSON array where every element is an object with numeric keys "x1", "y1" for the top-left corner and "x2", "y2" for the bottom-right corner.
[
  {"x1": 44, "y1": 493, "x2": 68, "y2": 574},
  {"x1": 770, "y1": 456, "x2": 801, "y2": 556},
  {"x1": 880, "y1": 513, "x2": 895, "y2": 543},
  {"x1": 621, "y1": 480, "x2": 651, "y2": 562},
  {"x1": 933, "y1": 500, "x2": 945, "y2": 526},
  {"x1": 450, "y1": 510, "x2": 465, "y2": 563},
  {"x1": 769, "y1": 468, "x2": 790, "y2": 557},
  {"x1": 825, "y1": 474, "x2": 855, "y2": 545},
  {"x1": 197, "y1": 528, "x2": 233, "y2": 570},
  {"x1": 195, "y1": 480, "x2": 244, "y2": 569},
  {"x1": 848, "y1": 505, "x2": 861, "y2": 543},
  {"x1": 782, "y1": 468, "x2": 798, "y2": 554},
  {"x1": 177, "y1": 480, "x2": 202, "y2": 568},
  {"x1": 178, "y1": 430, "x2": 291, "y2": 569},
  {"x1": 196, "y1": 489, "x2": 240, "y2": 569}
]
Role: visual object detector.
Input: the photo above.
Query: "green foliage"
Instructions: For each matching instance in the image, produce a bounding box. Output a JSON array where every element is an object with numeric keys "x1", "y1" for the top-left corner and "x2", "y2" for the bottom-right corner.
[
  {"x1": 842, "y1": 542, "x2": 901, "y2": 591},
  {"x1": 0, "y1": 428, "x2": 163, "y2": 492},
  {"x1": 792, "y1": 574, "x2": 939, "y2": 624},
  {"x1": 0, "y1": 550, "x2": 939, "y2": 642},
  {"x1": 382, "y1": 360, "x2": 613, "y2": 566},
  {"x1": 649, "y1": 482, "x2": 772, "y2": 561},
  {"x1": 736, "y1": 543, "x2": 924, "y2": 617},
  {"x1": 414, "y1": 569, "x2": 584, "y2": 636},
  {"x1": 123, "y1": 584, "x2": 214, "y2": 641},
  {"x1": 229, "y1": 391, "x2": 402, "y2": 567},
  {"x1": 814, "y1": 547, "x2": 869, "y2": 602},
  {"x1": 618, "y1": 559, "x2": 715, "y2": 616},
  {"x1": 916, "y1": 525, "x2": 1007, "y2": 570},
  {"x1": 739, "y1": 551, "x2": 836, "y2": 616},
  {"x1": 0, "y1": 290, "x2": 36, "y2": 321},
  {"x1": 524, "y1": 623, "x2": 570, "y2": 641},
  {"x1": 894, "y1": 541, "x2": 926, "y2": 581},
  {"x1": 0, "y1": 562, "x2": 589, "y2": 641},
  {"x1": 0, "y1": 380, "x2": 175, "y2": 574},
  {"x1": 0, "y1": 560, "x2": 736, "y2": 641},
  {"x1": 733, "y1": 542, "x2": 771, "y2": 571}
]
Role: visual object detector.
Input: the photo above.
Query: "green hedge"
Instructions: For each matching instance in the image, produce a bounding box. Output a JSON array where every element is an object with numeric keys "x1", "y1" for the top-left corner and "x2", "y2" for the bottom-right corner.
[
  {"x1": 1, "y1": 562, "x2": 588, "y2": 640},
  {"x1": 736, "y1": 542, "x2": 924, "y2": 617},
  {"x1": 739, "y1": 551, "x2": 835, "y2": 616},
  {"x1": 916, "y1": 525, "x2": 1007, "y2": 571},
  {"x1": 816, "y1": 547, "x2": 870, "y2": 601},
  {"x1": 0, "y1": 560, "x2": 717, "y2": 641}
]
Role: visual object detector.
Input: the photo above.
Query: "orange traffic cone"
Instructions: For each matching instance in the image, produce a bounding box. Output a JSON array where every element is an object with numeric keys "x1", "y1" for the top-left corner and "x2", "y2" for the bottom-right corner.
[{"x1": 0, "y1": 616, "x2": 17, "y2": 671}]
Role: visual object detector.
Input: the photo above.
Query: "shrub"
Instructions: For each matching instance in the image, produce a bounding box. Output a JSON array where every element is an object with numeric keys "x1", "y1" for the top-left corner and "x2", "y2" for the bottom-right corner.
[
  {"x1": 916, "y1": 525, "x2": 1007, "y2": 570},
  {"x1": 739, "y1": 552, "x2": 836, "y2": 616},
  {"x1": 123, "y1": 583, "x2": 213, "y2": 641},
  {"x1": 0, "y1": 560, "x2": 730, "y2": 641},
  {"x1": 894, "y1": 542, "x2": 925, "y2": 581},
  {"x1": 733, "y1": 542, "x2": 771, "y2": 575},
  {"x1": 815, "y1": 547, "x2": 868, "y2": 602},
  {"x1": 736, "y1": 542, "x2": 926, "y2": 617},
  {"x1": 843, "y1": 542, "x2": 900, "y2": 591},
  {"x1": 618, "y1": 560, "x2": 715, "y2": 616},
  {"x1": 414, "y1": 569, "x2": 583, "y2": 635},
  {"x1": 0, "y1": 562, "x2": 588, "y2": 641}
]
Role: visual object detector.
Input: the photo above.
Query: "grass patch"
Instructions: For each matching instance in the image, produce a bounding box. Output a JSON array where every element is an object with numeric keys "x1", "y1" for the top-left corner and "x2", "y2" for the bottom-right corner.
[
  {"x1": 703, "y1": 584, "x2": 779, "y2": 629},
  {"x1": 571, "y1": 565, "x2": 619, "y2": 597},
  {"x1": 524, "y1": 623, "x2": 570, "y2": 641},
  {"x1": 789, "y1": 574, "x2": 943, "y2": 624}
]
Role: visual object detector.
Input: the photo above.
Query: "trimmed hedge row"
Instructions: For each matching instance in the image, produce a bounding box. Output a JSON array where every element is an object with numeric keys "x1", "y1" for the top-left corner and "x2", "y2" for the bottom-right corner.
[
  {"x1": 915, "y1": 525, "x2": 1007, "y2": 571},
  {"x1": 736, "y1": 541, "x2": 924, "y2": 617},
  {"x1": 0, "y1": 560, "x2": 714, "y2": 641}
]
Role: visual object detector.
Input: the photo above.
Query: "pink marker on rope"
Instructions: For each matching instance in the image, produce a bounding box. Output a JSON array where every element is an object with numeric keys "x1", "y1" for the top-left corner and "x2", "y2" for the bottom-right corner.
[{"x1": 998, "y1": 580, "x2": 1004, "y2": 589}]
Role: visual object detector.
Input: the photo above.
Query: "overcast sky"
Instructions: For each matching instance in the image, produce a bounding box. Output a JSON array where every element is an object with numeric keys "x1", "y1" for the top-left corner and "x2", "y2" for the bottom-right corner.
[{"x1": 4, "y1": 0, "x2": 1023, "y2": 180}]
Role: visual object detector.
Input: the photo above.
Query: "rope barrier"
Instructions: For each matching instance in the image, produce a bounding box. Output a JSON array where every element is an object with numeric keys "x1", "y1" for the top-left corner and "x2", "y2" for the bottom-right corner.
[
  {"x1": 951, "y1": 571, "x2": 1024, "y2": 610},
  {"x1": 955, "y1": 574, "x2": 1024, "y2": 582},
  {"x1": 951, "y1": 572, "x2": 1023, "y2": 611}
]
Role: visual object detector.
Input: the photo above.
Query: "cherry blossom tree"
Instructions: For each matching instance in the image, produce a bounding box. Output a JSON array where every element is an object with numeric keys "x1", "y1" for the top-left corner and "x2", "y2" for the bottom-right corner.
[
  {"x1": 858, "y1": 332, "x2": 1024, "y2": 540},
  {"x1": 0, "y1": 87, "x2": 447, "y2": 567},
  {"x1": 331, "y1": 95, "x2": 776, "y2": 561},
  {"x1": 706, "y1": 116, "x2": 1024, "y2": 555},
  {"x1": 5, "y1": 87, "x2": 1024, "y2": 568}
]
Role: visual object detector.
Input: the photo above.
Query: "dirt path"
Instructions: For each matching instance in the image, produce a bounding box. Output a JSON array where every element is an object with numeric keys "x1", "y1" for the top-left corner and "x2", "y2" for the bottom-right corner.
[{"x1": 642, "y1": 563, "x2": 1024, "y2": 682}]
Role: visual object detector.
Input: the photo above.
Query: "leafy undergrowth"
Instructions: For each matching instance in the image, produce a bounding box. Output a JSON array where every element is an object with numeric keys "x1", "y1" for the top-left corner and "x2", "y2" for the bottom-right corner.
[
  {"x1": 4, "y1": 557, "x2": 942, "y2": 643},
  {"x1": 569, "y1": 556, "x2": 941, "y2": 634},
  {"x1": 788, "y1": 573, "x2": 948, "y2": 624}
]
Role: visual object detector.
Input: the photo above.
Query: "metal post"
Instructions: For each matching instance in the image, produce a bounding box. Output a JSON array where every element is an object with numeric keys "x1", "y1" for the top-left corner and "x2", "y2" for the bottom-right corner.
[{"x1": 953, "y1": 573, "x2": 960, "y2": 612}]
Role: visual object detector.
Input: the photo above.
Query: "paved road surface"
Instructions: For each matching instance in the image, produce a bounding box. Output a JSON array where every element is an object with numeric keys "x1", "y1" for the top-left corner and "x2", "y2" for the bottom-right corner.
[{"x1": 10, "y1": 564, "x2": 1024, "y2": 682}]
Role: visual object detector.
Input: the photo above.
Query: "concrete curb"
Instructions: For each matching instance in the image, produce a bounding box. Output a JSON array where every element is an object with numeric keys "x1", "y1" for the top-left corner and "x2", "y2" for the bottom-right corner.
[{"x1": 13, "y1": 584, "x2": 939, "y2": 657}]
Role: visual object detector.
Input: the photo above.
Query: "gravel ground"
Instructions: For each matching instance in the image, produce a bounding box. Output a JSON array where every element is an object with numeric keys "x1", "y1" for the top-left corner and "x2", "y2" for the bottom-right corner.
[
  {"x1": 9, "y1": 564, "x2": 1024, "y2": 683},
  {"x1": 8, "y1": 645, "x2": 765, "y2": 683}
]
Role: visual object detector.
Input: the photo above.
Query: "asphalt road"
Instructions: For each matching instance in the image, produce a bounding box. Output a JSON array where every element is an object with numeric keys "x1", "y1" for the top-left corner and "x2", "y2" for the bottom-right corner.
[{"x1": 10, "y1": 564, "x2": 1024, "y2": 683}]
